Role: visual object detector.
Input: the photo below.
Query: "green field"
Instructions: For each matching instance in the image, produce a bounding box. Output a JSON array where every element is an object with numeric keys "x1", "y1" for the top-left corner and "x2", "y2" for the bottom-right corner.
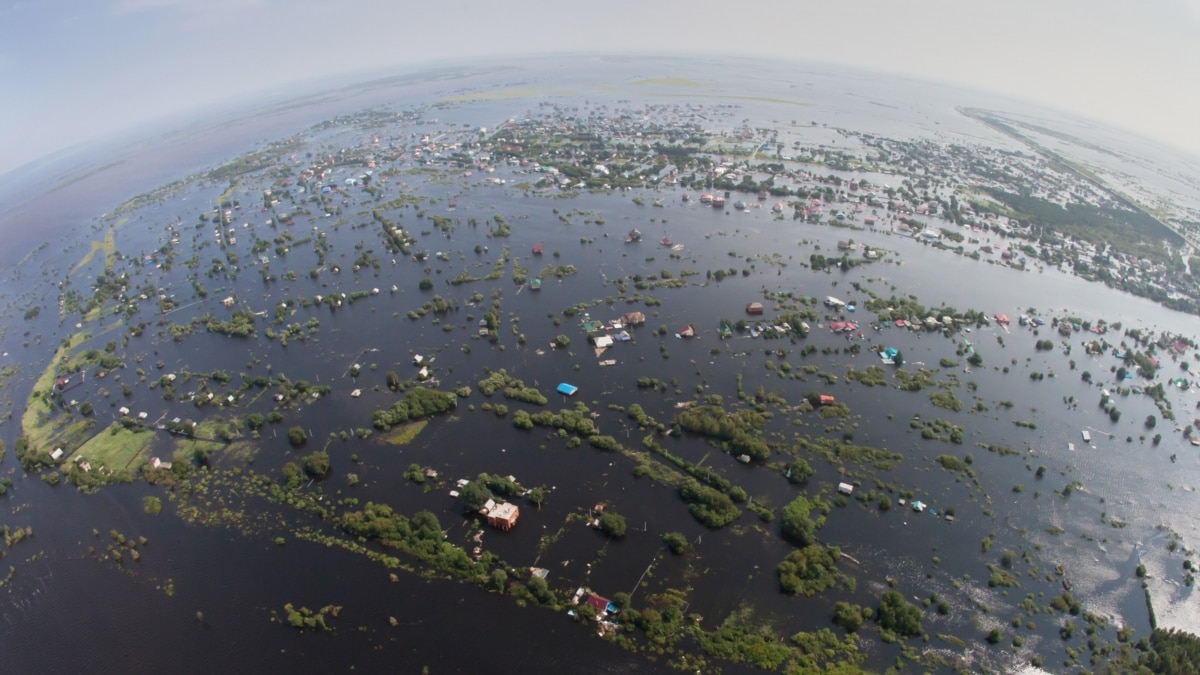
[
  {"x1": 21, "y1": 332, "x2": 90, "y2": 452},
  {"x1": 70, "y1": 228, "x2": 117, "y2": 276},
  {"x1": 70, "y1": 423, "x2": 155, "y2": 472},
  {"x1": 381, "y1": 420, "x2": 428, "y2": 446}
]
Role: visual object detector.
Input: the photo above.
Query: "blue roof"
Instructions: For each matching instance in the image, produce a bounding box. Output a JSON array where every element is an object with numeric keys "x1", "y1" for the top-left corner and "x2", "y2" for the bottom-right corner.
[{"x1": 557, "y1": 383, "x2": 578, "y2": 396}]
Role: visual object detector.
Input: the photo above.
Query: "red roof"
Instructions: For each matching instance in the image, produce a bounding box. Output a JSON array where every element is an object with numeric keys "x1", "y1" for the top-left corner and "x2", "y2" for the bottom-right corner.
[{"x1": 585, "y1": 593, "x2": 609, "y2": 613}]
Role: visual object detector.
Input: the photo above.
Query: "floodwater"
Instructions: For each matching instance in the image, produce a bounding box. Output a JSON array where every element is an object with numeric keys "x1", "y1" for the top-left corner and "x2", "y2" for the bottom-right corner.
[{"x1": 1, "y1": 55, "x2": 1198, "y2": 673}]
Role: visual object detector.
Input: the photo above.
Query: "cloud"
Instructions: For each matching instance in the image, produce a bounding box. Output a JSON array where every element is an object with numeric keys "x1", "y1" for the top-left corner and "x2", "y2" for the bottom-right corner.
[
  {"x1": 113, "y1": 0, "x2": 263, "y2": 14},
  {"x1": 1186, "y1": 0, "x2": 1200, "y2": 21},
  {"x1": 114, "y1": 0, "x2": 186, "y2": 12}
]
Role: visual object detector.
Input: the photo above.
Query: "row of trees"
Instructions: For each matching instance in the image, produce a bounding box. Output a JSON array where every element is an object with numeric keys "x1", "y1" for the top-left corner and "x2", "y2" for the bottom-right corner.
[
  {"x1": 675, "y1": 404, "x2": 772, "y2": 462},
  {"x1": 371, "y1": 388, "x2": 457, "y2": 430}
]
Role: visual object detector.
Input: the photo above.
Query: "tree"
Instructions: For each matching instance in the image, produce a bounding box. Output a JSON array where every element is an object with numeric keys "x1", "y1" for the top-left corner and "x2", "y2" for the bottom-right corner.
[
  {"x1": 663, "y1": 531, "x2": 689, "y2": 555},
  {"x1": 459, "y1": 479, "x2": 492, "y2": 512},
  {"x1": 599, "y1": 512, "x2": 627, "y2": 538},
  {"x1": 287, "y1": 426, "x2": 307, "y2": 446},
  {"x1": 781, "y1": 495, "x2": 820, "y2": 546},
  {"x1": 386, "y1": 371, "x2": 401, "y2": 391},
  {"x1": 877, "y1": 590, "x2": 923, "y2": 638},
  {"x1": 786, "y1": 458, "x2": 814, "y2": 484},
  {"x1": 611, "y1": 592, "x2": 631, "y2": 610},
  {"x1": 1146, "y1": 414, "x2": 1158, "y2": 429},
  {"x1": 489, "y1": 568, "x2": 508, "y2": 592},
  {"x1": 833, "y1": 601, "x2": 863, "y2": 632},
  {"x1": 527, "y1": 576, "x2": 554, "y2": 605},
  {"x1": 512, "y1": 410, "x2": 534, "y2": 430},
  {"x1": 528, "y1": 487, "x2": 546, "y2": 509},
  {"x1": 246, "y1": 413, "x2": 264, "y2": 430},
  {"x1": 302, "y1": 450, "x2": 330, "y2": 477},
  {"x1": 777, "y1": 544, "x2": 845, "y2": 596},
  {"x1": 418, "y1": 277, "x2": 434, "y2": 290}
]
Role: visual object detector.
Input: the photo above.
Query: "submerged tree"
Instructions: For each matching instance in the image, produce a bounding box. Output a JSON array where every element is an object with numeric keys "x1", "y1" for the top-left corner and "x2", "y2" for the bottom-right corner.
[{"x1": 287, "y1": 426, "x2": 307, "y2": 446}]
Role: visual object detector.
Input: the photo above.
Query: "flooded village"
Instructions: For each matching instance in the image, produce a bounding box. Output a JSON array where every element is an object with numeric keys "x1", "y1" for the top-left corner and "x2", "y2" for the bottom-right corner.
[{"x1": 2, "y1": 61, "x2": 1200, "y2": 673}]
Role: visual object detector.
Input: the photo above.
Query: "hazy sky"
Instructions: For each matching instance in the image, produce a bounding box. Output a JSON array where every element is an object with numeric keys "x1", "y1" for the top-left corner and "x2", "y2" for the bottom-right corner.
[{"x1": 2, "y1": 0, "x2": 1199, "y2": 177}]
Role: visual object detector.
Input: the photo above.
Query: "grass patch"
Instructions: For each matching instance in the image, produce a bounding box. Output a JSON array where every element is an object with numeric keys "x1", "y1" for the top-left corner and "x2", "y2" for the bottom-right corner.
[
  {"x1": 218, "y1": 440, "x2": 258, "y2": 464},
  {"x1": 70, "y1": 228, "x2": 117, "y2": 276},
  {"x1": 22, "y1": 332, "x2": 89, "y2": 450},
  {"x1": 172, "y1": 419, "x2": 253, "y2": 463},
  {"x1": 936, "y1": 634, "x2": 966, "y2": 648},
  {"x1": 381, "y1": 420, "x2": 429, "y2": 446},
  {"x1": 71, "y1": 422, "x2": 154, "y2": 472},
  {"x1": 216, "y1": 181, "x2": 240, "y2": 209}
]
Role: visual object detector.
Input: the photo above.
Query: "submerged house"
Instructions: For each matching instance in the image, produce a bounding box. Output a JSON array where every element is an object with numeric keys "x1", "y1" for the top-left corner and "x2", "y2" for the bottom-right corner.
[
  {"x1": 746, "y1": 302, "x2": 764, "y2": 315},
  {"x1": 483, "y1": 502, "x2": 519, "y2": 531},
  {"x1": 824, "y1": 296, "x2": 846, "y2": 309},
  {"x1": 585, "y1": 593, "x2": 614, "y2": 616}
]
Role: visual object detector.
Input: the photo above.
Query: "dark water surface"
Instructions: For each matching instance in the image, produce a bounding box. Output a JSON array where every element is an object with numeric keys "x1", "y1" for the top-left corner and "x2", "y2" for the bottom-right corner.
[{"x1": 1, "y1": 56, "x2": 1198, "y2": 673}]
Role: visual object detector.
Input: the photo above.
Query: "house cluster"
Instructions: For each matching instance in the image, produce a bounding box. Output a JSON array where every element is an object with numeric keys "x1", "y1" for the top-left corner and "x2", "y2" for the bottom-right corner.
[{"x1": 579, "y1": 311, "x2": 644, "y2": 362}]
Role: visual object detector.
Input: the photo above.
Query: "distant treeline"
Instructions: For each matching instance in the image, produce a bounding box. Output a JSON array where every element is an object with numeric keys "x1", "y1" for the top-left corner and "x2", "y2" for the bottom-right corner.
[{"x1": 983, "y1": 188, "x2": 1182, "y2": 260}]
